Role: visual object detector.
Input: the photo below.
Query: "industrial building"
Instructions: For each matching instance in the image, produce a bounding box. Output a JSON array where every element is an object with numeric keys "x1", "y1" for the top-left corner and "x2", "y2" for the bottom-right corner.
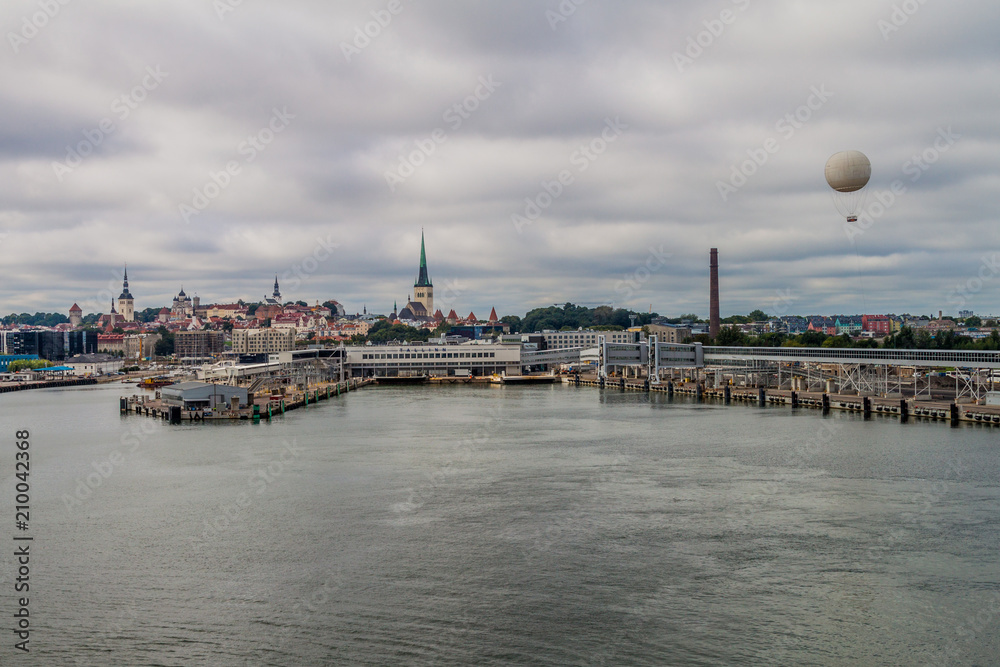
[{"x1": 160, "y1": 382, "x2": 249, "y2": 411}]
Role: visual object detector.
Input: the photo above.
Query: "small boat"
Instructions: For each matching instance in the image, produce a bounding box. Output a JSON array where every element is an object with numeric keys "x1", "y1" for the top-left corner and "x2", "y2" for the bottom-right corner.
[{"x1": 137, "y1": 376, "x2": 174, "y2": 388}]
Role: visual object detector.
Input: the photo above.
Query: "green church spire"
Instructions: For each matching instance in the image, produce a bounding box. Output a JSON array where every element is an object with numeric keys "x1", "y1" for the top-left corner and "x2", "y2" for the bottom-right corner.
[{"x1": 415, "y1": 229, "x2": 432, "y2": 287}]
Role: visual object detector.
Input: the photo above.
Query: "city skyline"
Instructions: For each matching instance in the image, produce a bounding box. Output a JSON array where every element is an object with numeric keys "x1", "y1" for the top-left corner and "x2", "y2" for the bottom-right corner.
[{"x1": 1, "y1": 2, "x2": 998, "y2": 318}]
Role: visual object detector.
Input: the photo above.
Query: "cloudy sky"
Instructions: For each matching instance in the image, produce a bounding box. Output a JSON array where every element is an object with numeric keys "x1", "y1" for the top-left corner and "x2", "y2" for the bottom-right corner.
[{"x1": 1, "y1": 0, "x2": 998, "y2": 320}]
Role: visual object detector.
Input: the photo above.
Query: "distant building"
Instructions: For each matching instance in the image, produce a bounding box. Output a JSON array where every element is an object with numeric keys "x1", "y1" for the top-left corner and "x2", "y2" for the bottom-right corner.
[
  {"x1": 69, "y1": 303, "x2": 83, "y2": 328},
  {"x1": 117, "y1": 265, "x2": 135, "y2": 322},
  {"x1": 782, "y1": 316, "x2": 808, "y2": 334},
  {"x1": 97, "y1": 333, "x2": 125, "y2": 355},
  {"x1": 124, "y1": 333, "x2": 161, "y2": 360},
  {"x1": 65, "y1": 353, "x2": 122, "y2": 376},
  {"x1": 646, "y1": 324, "x2": 691, "y2": 344},
  {"x1": 538, "y1": 329, "x2": 640, "y2": 350},
  {"x1": 1, "y1": 331, "x2": 96, "y2": 360},
  {"x1": 0, "y1": 355, "x2": 39, "y2": 372},
  {"x1": 862, "y1": 314, "x2": 892, "y2": 335},
  {"x1": 231, "y1": 328, "x2": 295, "y2": 355},
  {"x1": 173, "y1": 331, "x2": 224, "y2": 360},
  {"x1": 347, "y1": 343, "x2": 520, "y2": 378},
  {"x1": 413, "y1": 230, "x2": 434, "y2": 316},
  {"x1": 171, "y1": 288, "x2": 194, "y2": 319},
  {"x1": 835, "y1": 316, "x2": 863, "y2": 336},
  {"x1": 255, "y1": 277, "x2": 284, "y2": 321}
]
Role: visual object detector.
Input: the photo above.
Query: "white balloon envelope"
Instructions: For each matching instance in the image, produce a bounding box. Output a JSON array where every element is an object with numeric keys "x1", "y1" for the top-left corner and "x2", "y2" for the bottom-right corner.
[{"x1": 825, "y1": 150, "x2": 871, "y2": 222}]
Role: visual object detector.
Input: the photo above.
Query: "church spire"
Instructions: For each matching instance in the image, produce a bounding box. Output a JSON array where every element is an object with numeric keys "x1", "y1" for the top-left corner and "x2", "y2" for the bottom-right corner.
[
  {"x1": 415, "y1": 229, "x2": 432, "y2": 287},
  {"x1": 119, "y1": 263, "x2": 133, "y2": 299}
]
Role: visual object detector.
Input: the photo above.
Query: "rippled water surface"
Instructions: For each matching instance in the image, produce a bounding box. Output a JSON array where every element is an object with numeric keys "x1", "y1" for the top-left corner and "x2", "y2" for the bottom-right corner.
[{"x1": 1, "y1": 382, "x2": 998, "y2": 665}]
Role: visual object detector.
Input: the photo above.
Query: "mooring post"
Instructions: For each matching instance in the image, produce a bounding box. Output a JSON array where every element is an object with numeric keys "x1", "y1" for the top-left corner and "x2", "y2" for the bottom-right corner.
[
  {"x1": 791, "y1": 390, "x2": 798, "y2": 408},
  {"x1": 758, "y1": 387, "x2": 766, "y2": 406},
  {"x1": 863, "y1": 396, "x2": 872, "y2": 419},
  {"x1": 822, "y1": 393, "x2": 830, "y2": 414},
  {"x1": 900, "y1": 398, "x2": 909, "y2": 422},
  {"x1": 667, "y1": 380, "x2": 674, "y2": 396},
  {"x1": 950, "y1": 403, "x2": 960, "y2": 425},
  {"x1": 724, "y1": 385, "x2": 731, "y2": 404}
]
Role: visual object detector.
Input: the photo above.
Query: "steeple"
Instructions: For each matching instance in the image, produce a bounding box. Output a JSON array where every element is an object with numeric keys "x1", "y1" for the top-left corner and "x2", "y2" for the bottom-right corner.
[
  {"x1": 273, "y1": 275, "x2": 281, "y2": 300},
  {"x1": 118, "y1": 263, "x2": 133, "y2": 299},
  {"x1": 415, "y1": 229, "x2": 432, "y2": 287}
]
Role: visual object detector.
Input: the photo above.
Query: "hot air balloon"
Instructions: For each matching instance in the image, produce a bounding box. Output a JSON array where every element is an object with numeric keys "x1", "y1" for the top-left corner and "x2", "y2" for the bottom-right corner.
[{"x1": 824, "y1": 150, "x2": 871, "y2": 222}]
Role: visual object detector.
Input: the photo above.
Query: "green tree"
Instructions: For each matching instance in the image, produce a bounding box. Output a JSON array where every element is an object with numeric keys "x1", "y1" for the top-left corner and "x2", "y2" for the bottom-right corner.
[
  {"x1": 154, "y1": 328, "x2": 175, "y2": 356},
  {"x1": 965, "y1": 315, "x2": 982, "y2": 328},
  {"x1": 500, "y1": 315, "x2": 521, "y2": 333},
  {"x1": 8, "y1": 359, "x2": 53, "y2": 372},
  {"x1": 715, "y1": 325, "x2": 746, "y2": 346}
]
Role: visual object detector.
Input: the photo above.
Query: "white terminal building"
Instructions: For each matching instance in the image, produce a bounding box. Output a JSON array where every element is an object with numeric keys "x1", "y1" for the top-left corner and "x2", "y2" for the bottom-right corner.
[{"x1": 346, "y1": 343, "x2": 521, "y2": 377}]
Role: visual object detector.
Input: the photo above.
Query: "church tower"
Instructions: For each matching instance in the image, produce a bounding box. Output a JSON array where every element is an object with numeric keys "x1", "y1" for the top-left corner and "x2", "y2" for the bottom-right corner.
[
  {"x1": 413, "y1": 230, "x2": 433, "y2": 315},
  {"x1": 273, "y1": 275, "x2": 281, "y2": 303},
  {"x1": 117, "y1": 264, "x2": 135, "y2": 322}
]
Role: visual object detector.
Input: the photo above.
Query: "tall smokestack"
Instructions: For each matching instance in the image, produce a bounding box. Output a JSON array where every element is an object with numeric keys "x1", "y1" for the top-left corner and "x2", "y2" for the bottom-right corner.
[{"x1": 709, "y1": 248, "x2": 720, "y2": 339}]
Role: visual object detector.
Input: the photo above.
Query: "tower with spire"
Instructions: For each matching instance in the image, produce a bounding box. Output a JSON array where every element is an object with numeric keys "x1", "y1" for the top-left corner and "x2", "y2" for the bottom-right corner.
[
  {"x1": 413, "y1": 229, "x2": 433, "y2": 315},
  {"x1": 273, "y1": 275, "x2": 281, "y2": 302},
  {"x1": 117, "y1": 264, "x2": 135, "y2": 322}
]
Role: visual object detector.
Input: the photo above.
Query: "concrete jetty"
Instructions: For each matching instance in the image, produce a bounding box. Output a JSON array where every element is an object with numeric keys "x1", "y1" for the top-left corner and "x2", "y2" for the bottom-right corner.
[
  {"x1": 121, "y1": 378, "x2": 374, "y2": 424},
  {"x1": 566, "y1": 375, "x2": 1000, "y2": 426}
]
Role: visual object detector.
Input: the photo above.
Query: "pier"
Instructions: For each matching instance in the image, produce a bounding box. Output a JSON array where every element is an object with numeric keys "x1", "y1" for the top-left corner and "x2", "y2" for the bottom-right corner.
[
  {"x1": 0, "y1": 377, "x2": 98, "y2": 393},
  {"x1": 567, "y1": 375, "x2": 1000, "y2": 425},
  {"x1": 121, "y1": 378, "x2": 374, "y2": 423}
]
